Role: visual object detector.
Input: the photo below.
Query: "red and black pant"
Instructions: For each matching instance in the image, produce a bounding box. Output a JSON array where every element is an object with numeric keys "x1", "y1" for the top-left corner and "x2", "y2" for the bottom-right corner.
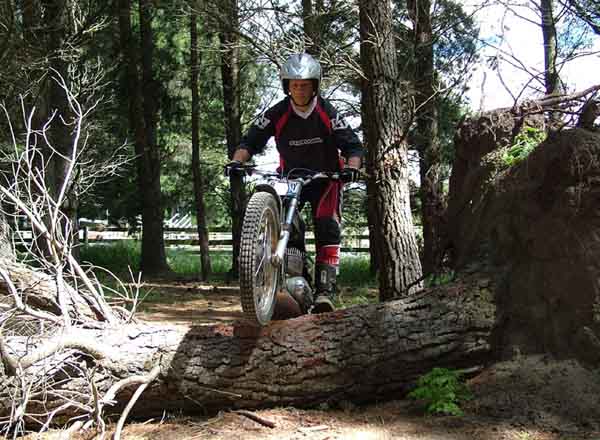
[{"x1": 290, "y1": 180, "x2": 342, "y2": 269}]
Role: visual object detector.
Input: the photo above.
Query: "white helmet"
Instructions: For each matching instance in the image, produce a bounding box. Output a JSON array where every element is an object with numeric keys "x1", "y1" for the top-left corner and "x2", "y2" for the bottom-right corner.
[{"x1": 280, "y1": 53, "x2": 321, "y2": 96}]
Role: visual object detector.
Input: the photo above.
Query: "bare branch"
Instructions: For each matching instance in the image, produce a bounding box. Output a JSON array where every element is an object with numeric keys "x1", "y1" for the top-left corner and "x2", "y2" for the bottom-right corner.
[
  {"x1": 0, "y1": 268, "x2": 61, "y2": 324},
  {"x1": 112, "y1": 365, "x2": 161, "y2": 440},
  {"x1": 532, "y1": 83, "x2": 600, "y2": 108}
]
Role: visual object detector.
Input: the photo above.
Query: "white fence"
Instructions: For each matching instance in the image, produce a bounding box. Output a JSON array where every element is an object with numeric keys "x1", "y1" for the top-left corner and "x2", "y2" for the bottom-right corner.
[{"x1": 14, "y1": 226, "x2": 371, "y2": 253}]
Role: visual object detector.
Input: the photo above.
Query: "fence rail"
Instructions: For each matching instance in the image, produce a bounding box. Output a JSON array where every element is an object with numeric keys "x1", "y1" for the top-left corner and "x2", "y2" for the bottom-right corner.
[{"x1": 14, "y1": 226, "x2": 371, "y2": 253}]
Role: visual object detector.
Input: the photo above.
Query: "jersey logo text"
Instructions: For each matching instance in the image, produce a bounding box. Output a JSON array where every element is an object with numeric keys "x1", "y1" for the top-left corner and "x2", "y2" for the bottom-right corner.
[{"x1": 289, "y1": 137, "x2": 323, "y2": 147}]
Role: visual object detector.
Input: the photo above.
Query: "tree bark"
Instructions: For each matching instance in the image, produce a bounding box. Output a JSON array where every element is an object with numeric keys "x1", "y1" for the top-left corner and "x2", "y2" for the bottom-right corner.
[
  {"x1": 366, "y1": 178, "x2": 380, "y2": 276},
  {"x1": 137, "y1": 0, "x2": 170, "y2": 275},
  {"x1": 408, "y1": 0, "x2": 445, "y2": 276},
  {"x1": 0, "y1": 272, "x2": 495, "y2": 420},
  {"x1": 359, "y1": 0, "x2": 423, "y2": 299},
  {"x1": 219, "y1": 0, "x2": 245, "y2": 278},
  {"x1": 541, "y1": 0, "x2": 560, "y2": 97},
  {"x1": 34, "y1": 0, "x2": 81, "y2": 260},
  {"x1": 190, "y1": 3, "x2": 212, "y2": 281},
  {"x1": 118, "y1": 0, "x2": 146, "y2": 238},
  {"x1": 118, "y1": 0, "x2": 170, "y2": 276}
]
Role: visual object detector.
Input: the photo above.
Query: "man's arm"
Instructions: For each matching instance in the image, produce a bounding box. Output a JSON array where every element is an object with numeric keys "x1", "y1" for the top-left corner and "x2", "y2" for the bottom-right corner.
[
  {"x1": 321, "y1": 98, "x2": 364, "y2": 166},
  {"x1": 236, "y1": 101, "x2": 285, "y2": 160}
]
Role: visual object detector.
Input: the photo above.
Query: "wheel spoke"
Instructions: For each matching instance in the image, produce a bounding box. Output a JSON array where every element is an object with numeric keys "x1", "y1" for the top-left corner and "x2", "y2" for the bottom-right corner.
[
  {"x1": 255, "y1": 247, "x2": 266, "y2": 280},
  {"x1": 255, "y1": 220, "x2": 270, "y2": 278}
]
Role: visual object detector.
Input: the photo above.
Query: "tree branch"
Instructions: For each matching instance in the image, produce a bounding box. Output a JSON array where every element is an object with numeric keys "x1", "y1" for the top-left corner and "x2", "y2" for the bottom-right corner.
[{"x1": 113, "y1": 365, "x2": 161, "y2": 440}]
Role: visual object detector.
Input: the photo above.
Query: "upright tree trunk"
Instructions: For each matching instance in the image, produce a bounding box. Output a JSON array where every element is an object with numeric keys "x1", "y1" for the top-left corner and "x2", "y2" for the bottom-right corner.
[
  {"x1": 408, "y1": 0, "x2": 444, "y2": 276},
  {"x1": 23, "y1": 0, "x2": 49, "y2": 259},
  {"x1": 22, "y1": 0, "x2": 39, "y2": 52},
  {"x1": 118, "y1": 0, "x2": 169, "y2": 275},
  {"x1": 359, "y1": 0, "x2": 423, "y2": 300},
  {"x1": 118, "y1": 0, "x2": 146, "y2": 210},
  {"x1": 190, "y1": 3, "x2": 212, "y2": 281},
  {"x1": 541, "y1": 0, "x2": 560, "y2": 97},
  {"x1": 137, "y1": 0, "x2": 170, "y2": 275},
  {"x1": 39, "y1": 0, "x2": 81, "y2": 260},
  {"x1": 366, "y1": 179, "x2": 380, "y2": 276},
  {"x1": 219, "y1": 0, "x2": 245, "y2": 278}
]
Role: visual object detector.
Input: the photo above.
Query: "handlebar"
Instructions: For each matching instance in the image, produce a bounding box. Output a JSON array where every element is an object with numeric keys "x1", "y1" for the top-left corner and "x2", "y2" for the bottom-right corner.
[{"x1": 232, "y1": 165, "x2": 350, "y2": 182}]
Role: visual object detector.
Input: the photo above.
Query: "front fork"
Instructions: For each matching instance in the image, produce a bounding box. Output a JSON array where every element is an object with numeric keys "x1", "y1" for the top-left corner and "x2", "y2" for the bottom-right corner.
[{"x1": 271, "y1": 196, "x2": 299, "y2": 267}]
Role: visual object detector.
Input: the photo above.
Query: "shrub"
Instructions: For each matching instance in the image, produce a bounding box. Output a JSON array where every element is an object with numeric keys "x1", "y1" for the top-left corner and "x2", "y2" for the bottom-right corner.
[{"x1": 408, "y1": 367, "x2": 472, "y2": 416}]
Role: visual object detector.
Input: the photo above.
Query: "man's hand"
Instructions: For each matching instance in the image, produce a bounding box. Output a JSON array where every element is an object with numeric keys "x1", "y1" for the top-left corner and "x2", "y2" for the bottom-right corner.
[
  {"x1": 224, "y1": 160, "x2": 245, "y2": 177},
  {"x1": 339, "y1": 167, "x2": 361, "y2": 183}
]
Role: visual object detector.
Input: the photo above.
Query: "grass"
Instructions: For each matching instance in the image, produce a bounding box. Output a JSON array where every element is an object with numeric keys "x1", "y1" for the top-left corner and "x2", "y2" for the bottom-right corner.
[
  {"x1": 166, "y1": 248, "x2": 232, "y2": 278},
  {"x1": 81, "y1": 242, "x2": 374, "y2": 282},
  {"x1": 335, "y1": 286, "x2": 377, "y2": 308},
  {"x1": 80, "y1": 242, "x2": 377, "y2": 306},
  {"x1": 337, "y1": 253, "x2": 376, "y2": 287},
  {"x1": 80, "y1": 241, "x2": 141, "y2": 274},
  {"x1": 79, "y1": 241, "x2": 232, "y2": 278}
]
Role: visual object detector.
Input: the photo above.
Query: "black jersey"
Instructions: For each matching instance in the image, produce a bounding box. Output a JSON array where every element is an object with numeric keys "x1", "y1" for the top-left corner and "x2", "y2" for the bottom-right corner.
[{"x1": 238, "y1": 96, "x2": 363, "y2": 173}]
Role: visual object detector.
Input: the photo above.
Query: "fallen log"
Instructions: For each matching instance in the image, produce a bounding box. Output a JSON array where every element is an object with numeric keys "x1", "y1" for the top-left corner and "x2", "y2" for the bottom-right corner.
[{"x1": 0, "y1": 272, "x2": 495, "y2": 423}]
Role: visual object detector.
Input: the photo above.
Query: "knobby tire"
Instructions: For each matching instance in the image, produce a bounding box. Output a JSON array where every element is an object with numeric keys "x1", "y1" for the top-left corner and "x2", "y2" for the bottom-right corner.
[{"x1": 239, "y1": 192, "x2": 280, "y2": 325}]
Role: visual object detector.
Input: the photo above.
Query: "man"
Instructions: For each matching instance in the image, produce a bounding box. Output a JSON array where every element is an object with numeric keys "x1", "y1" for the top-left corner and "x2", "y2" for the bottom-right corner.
[{"x1": 227, "y1": 53, "x2": 363, "y2": 313}]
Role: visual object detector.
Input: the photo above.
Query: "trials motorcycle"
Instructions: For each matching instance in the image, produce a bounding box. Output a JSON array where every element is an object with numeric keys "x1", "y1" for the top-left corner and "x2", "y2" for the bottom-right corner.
[{"x1": 231, "y1": 166, "x2": 347, "y2": 326}]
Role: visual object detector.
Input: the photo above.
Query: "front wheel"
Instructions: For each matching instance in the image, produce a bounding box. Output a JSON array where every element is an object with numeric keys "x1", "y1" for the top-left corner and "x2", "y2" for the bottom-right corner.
[{"x1": 239, "y1": 192, "x2": 280, "y2": 325}]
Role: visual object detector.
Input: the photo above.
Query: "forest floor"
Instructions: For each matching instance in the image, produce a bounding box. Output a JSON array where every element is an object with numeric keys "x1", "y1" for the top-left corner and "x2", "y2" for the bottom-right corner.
[{"x1": 26, "y1": 278, "x2": 600, "y2": 440}]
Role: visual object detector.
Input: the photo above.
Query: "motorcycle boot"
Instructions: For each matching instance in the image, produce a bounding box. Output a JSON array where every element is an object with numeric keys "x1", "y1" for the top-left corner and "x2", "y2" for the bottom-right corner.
[{"x1": 312, "y1": 263, "x2": 337, "y2": 313}]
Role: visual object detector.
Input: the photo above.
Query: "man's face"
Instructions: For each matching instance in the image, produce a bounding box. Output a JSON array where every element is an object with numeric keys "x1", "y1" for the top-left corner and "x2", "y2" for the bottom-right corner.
[{"x1": 289, "y1": 79, "x2": 314, "y2": 106}]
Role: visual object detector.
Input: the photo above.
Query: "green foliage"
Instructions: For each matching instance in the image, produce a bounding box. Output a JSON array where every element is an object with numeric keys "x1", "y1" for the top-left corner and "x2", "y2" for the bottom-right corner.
[
  {"x1": 392, "y1": 0, "x2": 478, "y2": 188},
  {"x1": 425, "y1": 270, "x2": 456, "y2": 287},
  {"x1": 502, "y1": 126, "x2": 547, "y2": 167},
  {"x1": 341, "y1": 186, "x2": 368, "y2": 239},
  {"x1": 72, "y1": 1, "x2": 273, "y2": 230},
  {"x1": 408, "y1": 368, "x2": 472, "y2": 416}
]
